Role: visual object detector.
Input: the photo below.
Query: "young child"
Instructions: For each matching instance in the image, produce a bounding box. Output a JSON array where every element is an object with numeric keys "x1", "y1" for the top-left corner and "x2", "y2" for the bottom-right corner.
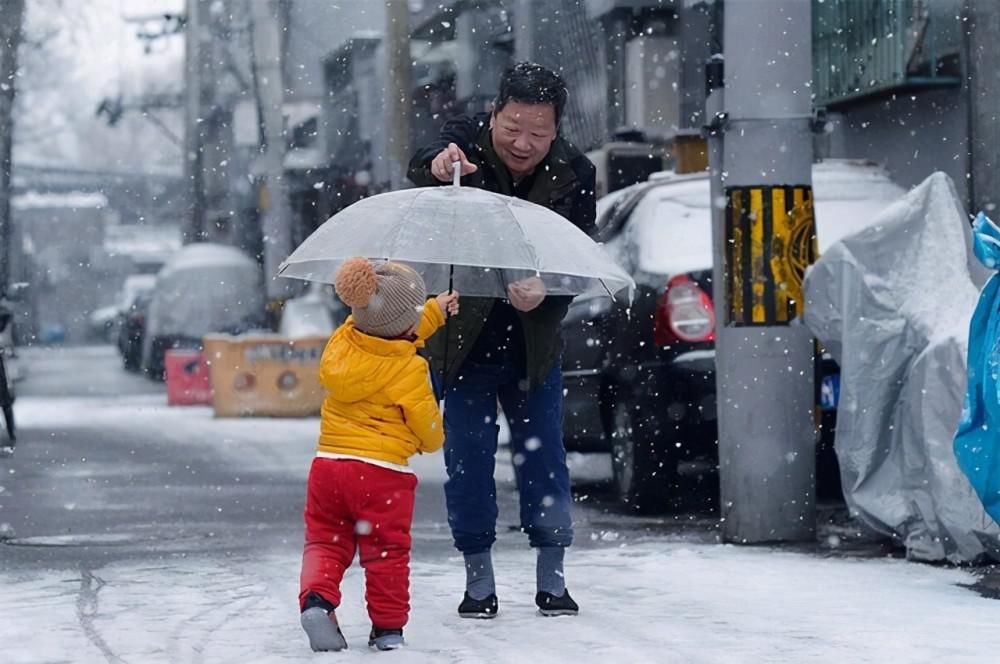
[{"x1": 298, "y1": 257, "x2": 459, "y2": 652}]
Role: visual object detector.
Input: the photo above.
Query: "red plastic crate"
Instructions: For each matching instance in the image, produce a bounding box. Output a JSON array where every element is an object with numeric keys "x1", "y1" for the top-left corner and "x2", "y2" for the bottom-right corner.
[{"x1": 164, "y1": 349, "x2": 213, "y2": 406}]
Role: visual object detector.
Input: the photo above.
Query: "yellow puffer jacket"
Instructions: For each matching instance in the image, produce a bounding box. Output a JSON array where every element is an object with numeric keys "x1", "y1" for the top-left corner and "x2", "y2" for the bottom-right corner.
[{"x1": 317, "y1": 299, "x2": 446, "y2": 466}]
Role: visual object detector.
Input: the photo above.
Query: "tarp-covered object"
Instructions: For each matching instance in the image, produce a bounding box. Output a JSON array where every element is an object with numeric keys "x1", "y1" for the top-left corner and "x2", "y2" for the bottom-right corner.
[
  {"x1": 954, "y1": 213, "x2": 1000, "y2": 527},
  {"x1": 278, "y1": 286, "x2": 345, "y2": 339},
  {"x1": 146, "y1": 243, "x2": 266, "y2": 341},
  {"x1": 804, "y1": 173, "x2": 999, "y2": 562}
]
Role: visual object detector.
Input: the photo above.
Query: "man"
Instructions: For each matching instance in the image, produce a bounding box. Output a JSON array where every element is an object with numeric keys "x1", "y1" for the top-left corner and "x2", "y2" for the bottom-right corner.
[{"x1": 408, "y1": 62, "x2": 596, "y2": 619}]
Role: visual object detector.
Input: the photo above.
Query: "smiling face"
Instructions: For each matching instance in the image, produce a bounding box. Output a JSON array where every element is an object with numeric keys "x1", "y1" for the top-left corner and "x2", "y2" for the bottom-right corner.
[{"x1": 489, "y1": 101, "x2": 558, "y2": 179}]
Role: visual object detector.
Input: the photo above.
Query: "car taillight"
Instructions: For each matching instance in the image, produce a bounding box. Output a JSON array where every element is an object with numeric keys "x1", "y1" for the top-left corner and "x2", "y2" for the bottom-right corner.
[{"x1": 653, "y1": 275, "x2": 716, "y2": 345}]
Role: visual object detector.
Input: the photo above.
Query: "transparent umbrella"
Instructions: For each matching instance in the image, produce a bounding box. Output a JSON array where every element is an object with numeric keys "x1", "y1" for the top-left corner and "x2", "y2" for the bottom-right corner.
[{"x1": 278, "y1": 165, "x2": 635, "y2": 302}]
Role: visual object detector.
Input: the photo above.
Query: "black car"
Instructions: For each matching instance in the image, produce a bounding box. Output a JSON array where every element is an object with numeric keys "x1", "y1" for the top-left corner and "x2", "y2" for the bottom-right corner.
[{"x1": 560, "y1": 161, "x2": 906, "y2": 512}]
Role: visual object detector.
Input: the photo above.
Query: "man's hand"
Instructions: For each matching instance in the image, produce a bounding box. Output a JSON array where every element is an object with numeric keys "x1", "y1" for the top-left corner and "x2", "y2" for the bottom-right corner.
[
  {"x1": 436, "y1": 289, "x2": 460, "y2": 317},
  {"x1": 507, "y1": 277, "x2": 546, "y2": 312},
  {"x1": 431, "y1": 142, "x2": 479, "y2": 182}
]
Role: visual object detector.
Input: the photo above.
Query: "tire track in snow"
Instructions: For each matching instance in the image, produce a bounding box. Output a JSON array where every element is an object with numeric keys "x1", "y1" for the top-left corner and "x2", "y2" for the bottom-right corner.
[
  {"x1": 164, "y1": 574, "x2": 262, "y2": 664},
  {"x1": 75, "y1": 569, "x2": 128, "y2": 664}
]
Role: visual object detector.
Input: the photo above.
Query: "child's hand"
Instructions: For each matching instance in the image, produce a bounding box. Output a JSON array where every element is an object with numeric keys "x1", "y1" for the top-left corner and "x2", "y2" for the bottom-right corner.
[{"x1": 436, "y1": 290, "x2": 460, "y2": 316}]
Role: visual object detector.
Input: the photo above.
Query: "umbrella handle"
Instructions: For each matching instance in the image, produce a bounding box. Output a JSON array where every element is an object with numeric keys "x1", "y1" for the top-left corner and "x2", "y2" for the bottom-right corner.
[
  {"x1": 452, "y1": 161, "x2": 461, "y2": 188},
  {"x1": 440, "y1": 263, "x2": 454, "y2": 413}
]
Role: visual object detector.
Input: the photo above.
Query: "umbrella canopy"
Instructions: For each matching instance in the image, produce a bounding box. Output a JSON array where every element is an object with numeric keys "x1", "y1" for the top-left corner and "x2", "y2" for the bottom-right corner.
[{"x1": 278, "y1": 184, "x2": 634, "y2": 301}]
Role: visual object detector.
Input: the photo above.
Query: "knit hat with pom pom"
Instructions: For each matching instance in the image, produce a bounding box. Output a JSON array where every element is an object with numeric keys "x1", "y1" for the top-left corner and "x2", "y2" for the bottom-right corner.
[{"x1": 334, "y1": 257, "x2": 427, "y2": 339}]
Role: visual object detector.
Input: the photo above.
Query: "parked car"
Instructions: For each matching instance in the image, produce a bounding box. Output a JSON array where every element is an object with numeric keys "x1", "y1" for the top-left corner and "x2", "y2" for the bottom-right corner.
[
  {"x1": 87, "y1": 305, "x2": 121, "y2": 342},
  {"x1": 561, "y1": 160, "x2": 907, "y2": 512},
  {"x1": 114, "y1": 275, "x2": 157, "y2": 370},
  {"x1": 142, "y1": 243, "x2": 267, "y2": 380}
]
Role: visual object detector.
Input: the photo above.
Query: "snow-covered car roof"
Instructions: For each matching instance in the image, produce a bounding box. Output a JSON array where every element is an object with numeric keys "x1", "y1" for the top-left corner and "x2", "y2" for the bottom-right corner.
[
  {"x1": 157, "y1": 242, "x2": 258, "y2": 278},
  {"x1": 600, "y1": 159, "x2": 907, "y2": 279},
  {"x1": 147, "y1": 243, "x2": 265, "y2": 338}
]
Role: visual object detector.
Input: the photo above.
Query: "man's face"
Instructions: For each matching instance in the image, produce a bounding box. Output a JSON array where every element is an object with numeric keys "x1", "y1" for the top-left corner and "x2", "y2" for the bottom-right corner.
[{"x1": 490, "y1": 101, "x2": 557, "y2": 178}]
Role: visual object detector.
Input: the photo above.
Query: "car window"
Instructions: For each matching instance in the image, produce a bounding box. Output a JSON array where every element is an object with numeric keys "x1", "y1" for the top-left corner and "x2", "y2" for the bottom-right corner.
[
  {"x1": 595, "y1": 183, "x2": 652, "y2": 242},
  {"x1": 596, "y1": 189, "x2": 630, "y2": 225},
  {"x1": 628, "y1": 190, "x2": 714, "y2": 277}
]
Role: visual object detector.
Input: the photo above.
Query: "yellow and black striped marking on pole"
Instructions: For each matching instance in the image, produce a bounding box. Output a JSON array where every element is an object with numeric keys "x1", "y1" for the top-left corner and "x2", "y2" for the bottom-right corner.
[{"x1": 725, "y1": 185, "x2": 818, "y2": 326}]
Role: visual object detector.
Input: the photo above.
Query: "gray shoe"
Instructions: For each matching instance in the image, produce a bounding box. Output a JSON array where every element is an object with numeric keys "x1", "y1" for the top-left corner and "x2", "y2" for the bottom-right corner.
[
  {"x1": 301, "y1": 607, "x2": 348, "y2": 652},
  {"x1": 368, "y1": 627, "x2": 405, "y2": 651}
]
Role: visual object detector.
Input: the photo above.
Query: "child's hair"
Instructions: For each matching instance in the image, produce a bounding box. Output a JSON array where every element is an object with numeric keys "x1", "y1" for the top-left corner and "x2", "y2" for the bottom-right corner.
[{"x1": 334, "y1": 257, "x2": 427, "y2": 338}]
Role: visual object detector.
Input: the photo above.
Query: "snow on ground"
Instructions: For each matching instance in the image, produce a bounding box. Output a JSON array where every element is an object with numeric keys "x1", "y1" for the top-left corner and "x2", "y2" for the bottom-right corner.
[
  {"x1": 11, "y1": 394, "x2": 579, "y2": 485},
  {"x1": 16, "y1": 394, "x2": 323, "y2": 477},
  {"x1": 1, "y1": 540, "x2": 996, "y2": 663},
  {"x1": 5, "y1": 392, "x2": 1000, "y2": 662}
]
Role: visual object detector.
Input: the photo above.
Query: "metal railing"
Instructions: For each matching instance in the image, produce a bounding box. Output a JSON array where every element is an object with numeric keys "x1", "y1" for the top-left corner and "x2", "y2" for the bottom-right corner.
[{"x1": 812, "y1": 0, "x2": 959, "y2": 107}]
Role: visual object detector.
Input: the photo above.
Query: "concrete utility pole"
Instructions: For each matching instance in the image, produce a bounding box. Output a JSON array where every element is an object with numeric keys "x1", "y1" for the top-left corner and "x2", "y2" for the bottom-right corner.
[
  {"x1": 603, "y1": 9, "x2": 630, "y2": 134},
  {"x1": 0, "y1": 0, "x2": 26, "y2": 295},
  {"x1": 707, "y1": 0, "x2": 817, "y2": 543},
  {"x1": 385, "y1": 0, "x2": 413, "y2": 190},
  {"x1": 184, "y1": 0, "x2": 212, "y2": 243},
  {"x1": 249, "y1": 0, "x2": 294, "y2": 302},
  {"x1": 965, "y1": 0, "x2": 1000, "y2": 216}
]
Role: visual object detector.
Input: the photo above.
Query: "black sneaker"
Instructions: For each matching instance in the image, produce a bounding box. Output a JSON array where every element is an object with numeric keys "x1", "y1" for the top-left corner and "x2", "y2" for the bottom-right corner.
[
  {"x1": 535, "y1": 590, "x2": 579, "y2": 616},
  {"x1": 368, "y1": 627, "x2": 405, "y2": 650},
  {"x1": 457, "y1": 592, "x2": 499, "y2": 619}
]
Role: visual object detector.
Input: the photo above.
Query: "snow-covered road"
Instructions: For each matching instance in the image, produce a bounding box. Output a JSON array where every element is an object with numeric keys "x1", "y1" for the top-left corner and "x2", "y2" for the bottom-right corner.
[{"x1": 1, "y1": 346, "x2": 997, "y2": 662}]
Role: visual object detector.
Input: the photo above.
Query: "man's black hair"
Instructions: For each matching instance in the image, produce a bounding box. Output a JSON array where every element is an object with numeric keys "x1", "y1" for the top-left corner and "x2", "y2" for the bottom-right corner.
[{"x1": 495, "y1": 62, "x2": 568, "y2": 125}]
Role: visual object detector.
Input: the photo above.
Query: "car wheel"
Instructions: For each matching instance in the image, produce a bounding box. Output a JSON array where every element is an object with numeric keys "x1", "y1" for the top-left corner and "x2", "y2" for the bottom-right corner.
[{"x1": 608, "y1": 396, "x2": 674, "y2": 514}]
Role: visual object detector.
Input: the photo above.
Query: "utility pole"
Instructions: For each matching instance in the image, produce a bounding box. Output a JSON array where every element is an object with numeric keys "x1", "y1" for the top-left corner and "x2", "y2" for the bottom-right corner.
[
  {"x1": 707, "y1": 0, "x2": 817, "y2": 543},
  {"x1": 603, "y1": 9, "x2": 631, "y2": 135},
  {"x1": 249, "y1": 0, "x2": 294, "y2": 303},
  {"x1": 0, "y1": 0, "x2": 26, "y2": 296},
  {"x1": 184, "y1": 0, "x2": 212, "y2": 243},
  {"x1": 385, "y1": 0, "x2": 413, "y2": 190},
  {"x1": 965, "y1": 0, "x2": 1000, "y2": 216}
]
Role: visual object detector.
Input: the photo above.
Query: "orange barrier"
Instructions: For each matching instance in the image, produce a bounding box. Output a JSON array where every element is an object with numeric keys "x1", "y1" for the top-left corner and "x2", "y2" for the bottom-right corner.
[
  {"x1": 164, "y1": 349, "x2": 213, "y2": 406},
  {"x1": 202, "y1": 334, "x2": 328, "y2": 417}
]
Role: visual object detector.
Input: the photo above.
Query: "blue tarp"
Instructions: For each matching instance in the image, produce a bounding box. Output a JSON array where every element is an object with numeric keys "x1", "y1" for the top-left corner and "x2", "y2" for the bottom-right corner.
[{"x1": 955, "y1": 213, "x2": 1000, "y2": 524}]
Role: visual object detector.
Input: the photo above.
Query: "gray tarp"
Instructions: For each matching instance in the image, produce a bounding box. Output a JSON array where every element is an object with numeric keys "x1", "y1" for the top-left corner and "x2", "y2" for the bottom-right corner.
[{"x1": 803, "y1": 173, "x2": 999, "y2": 563}]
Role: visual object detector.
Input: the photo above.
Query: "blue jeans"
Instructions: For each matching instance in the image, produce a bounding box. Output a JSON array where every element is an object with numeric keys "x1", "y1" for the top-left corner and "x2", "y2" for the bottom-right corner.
[{"x1": 443, "y1": 360, "x2": 573, "y2": 554}]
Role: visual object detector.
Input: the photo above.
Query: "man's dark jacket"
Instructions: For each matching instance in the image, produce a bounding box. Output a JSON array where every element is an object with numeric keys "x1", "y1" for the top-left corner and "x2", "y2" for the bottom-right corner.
[{"x1": 407, "y1": 113, "x2": 597, "y2": 390}]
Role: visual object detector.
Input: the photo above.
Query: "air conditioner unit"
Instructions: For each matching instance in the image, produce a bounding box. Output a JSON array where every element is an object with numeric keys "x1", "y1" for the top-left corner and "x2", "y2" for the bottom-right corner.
[{"x1": 625, "y1": 35, "x2": 680, "y2": 136}]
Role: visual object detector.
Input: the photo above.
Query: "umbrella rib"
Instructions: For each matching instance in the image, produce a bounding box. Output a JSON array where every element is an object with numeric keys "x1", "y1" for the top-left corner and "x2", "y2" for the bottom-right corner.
[
  {"x1": 383, "y1": 191, "x2": 424, "y2": 259},
  {"x1": 496, "y1": 263, "x2": 509, "y2": 295},
  {"x1": 509, "y1": 200, "x2": 541, "y2": 274},
  {"x1": 600, "y1": 279, "x2": 614, "y2": 299}
]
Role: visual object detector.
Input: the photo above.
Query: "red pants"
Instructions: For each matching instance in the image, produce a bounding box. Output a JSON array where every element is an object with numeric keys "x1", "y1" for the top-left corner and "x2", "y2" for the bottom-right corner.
[{"x1": 299, "y1": 458, "x2": 417, "y2": 629}]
